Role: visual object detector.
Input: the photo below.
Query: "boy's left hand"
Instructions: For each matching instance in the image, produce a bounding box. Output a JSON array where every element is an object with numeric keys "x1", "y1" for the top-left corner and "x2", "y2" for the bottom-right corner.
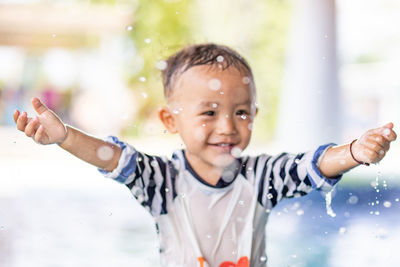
[{"x1": 351, "y1": 122, "x2": 397, "y2": 165}]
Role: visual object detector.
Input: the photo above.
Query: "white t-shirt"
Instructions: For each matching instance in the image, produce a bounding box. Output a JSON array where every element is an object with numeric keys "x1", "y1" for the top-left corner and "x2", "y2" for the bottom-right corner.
[{"x1": 99, "y1": 137, "x2": 341, "y2": 267}]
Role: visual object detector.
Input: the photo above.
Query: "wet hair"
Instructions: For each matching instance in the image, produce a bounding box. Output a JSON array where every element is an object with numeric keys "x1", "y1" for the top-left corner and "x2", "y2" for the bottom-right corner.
[{"x1": 161, "y1": 43, "x2": 254, "y2": 99}]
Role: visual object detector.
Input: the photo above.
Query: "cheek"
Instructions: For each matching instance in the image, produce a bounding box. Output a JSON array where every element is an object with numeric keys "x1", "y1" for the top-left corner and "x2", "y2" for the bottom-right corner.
[{"x1": 193, "y1": 127, "x2": 206, "y2": 142}]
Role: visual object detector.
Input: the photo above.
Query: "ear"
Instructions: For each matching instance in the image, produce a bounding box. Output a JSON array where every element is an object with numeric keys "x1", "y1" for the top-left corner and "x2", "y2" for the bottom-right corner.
[{"x1": 158, "y1": 106, "x2": 178, "y2": 134}]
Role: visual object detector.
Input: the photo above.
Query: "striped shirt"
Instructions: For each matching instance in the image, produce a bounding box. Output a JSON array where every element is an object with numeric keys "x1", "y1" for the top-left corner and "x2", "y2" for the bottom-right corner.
[{"x1": 99, "y1": 136, "x2": 341, "y2": 267}]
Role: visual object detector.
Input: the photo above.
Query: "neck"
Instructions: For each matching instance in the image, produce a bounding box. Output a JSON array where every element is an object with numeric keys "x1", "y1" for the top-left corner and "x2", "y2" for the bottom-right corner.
[{"x1": 183, "y1": 152, "x2": 225, "y2": 186}]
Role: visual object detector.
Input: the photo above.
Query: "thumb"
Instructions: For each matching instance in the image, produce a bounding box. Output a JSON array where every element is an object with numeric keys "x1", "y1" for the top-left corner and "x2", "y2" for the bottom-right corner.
[{"x1": 31, "y1": 97, "x2": 48, "y2": 115}]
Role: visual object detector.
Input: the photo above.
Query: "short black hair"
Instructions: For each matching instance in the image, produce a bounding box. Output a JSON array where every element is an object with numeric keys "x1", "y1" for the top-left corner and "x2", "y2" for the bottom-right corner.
[{"x1": 161, "y1": 43, "x2": 254, "y2": 99}]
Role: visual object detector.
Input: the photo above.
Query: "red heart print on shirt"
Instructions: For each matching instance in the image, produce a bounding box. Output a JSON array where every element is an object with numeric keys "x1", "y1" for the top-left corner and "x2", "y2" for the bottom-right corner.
[{"x1": 219, "y1": 256, "x2": 250, "y2": 267}]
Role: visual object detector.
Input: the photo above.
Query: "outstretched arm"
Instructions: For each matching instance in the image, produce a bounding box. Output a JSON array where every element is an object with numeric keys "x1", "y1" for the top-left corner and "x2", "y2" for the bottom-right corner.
[
  {"x1": 14, "y1": 97, "x2": 121, "y2": 172},
  {"x1": 318, "y1": 123, "x2": 397, "y2": 178}
]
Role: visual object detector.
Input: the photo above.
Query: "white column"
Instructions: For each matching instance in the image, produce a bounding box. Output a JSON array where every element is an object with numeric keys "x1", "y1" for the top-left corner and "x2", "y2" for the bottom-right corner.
[{"x1": 277, "y1": 0, "x2": 340, "y2": 151}]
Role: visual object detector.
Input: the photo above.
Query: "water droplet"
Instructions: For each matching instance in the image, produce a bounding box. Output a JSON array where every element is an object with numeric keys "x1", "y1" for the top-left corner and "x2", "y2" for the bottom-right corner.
[
  {"x1": 156, "y1": 60, "x2": 168, "y2": 70},
  {"x1": 296, "y1": 209, "x2": 304, "y2": 216},
  {"x1": 148, "y1": 179, "x2": 156, "y2": 187},
  {"x1": 242, "y1": 76, "x2": 250, "y2": 84},
  {"x1": 208, "y1": 78, "x2": 221, "y2": 91},
  {"x1": 126, "y1": 25, "x2": 133, "y2": 31},
  {"x1": 339, "y1": 227, "x2": 346, "y2": 234},
  {"x1": 383, "y1": 128, "x2": 391, "y2": 136},
  {"x1": 260, "y1": 256, "x2": 267, "y2": 262},
  {"x1": 383, "y1": 201, "x2": 392, "y2": 208},
  {"x1": 141, "y1": 92, "x2": 148, "y2": 98},
  {"x1": 151, "y1": 160, "x2": 158, "y2": 167},
  {"x1": 348, "y1": 195, "x2": 358, "y2": 205},
  {"x1": 216, "y1": 55, "x2": 224, "y2": 62},
  {"x1": 97, "y1": 146, "x2": 114, "y2": 161},
  {"x1": 325, "y1": 190, "x2": 336, "y2": 217},
  {"x1": 231, "y1": 147, "x2": 242, "y2": 158},
  {"x1": 145, "y1": 38, "x2": 151, "y2": 44}
]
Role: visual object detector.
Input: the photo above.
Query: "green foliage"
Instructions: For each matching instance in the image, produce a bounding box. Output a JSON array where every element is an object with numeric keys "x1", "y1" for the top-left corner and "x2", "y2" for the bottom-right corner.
[
  {"x1": 247, "y1": 0, "x2": 291, "y2": 141},
  {"x1": 123, "y1": 0, "x2": 194, "y2": 137}
]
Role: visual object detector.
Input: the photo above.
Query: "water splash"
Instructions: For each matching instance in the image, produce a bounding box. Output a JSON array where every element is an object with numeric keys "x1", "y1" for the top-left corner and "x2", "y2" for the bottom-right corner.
[{"x1": 325, "y1": 190, "x2": 336, "y2": 217}]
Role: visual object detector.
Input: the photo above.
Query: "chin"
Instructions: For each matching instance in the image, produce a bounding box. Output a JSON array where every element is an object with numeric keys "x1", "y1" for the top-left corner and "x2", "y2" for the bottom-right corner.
[{"x1": 212, "y1": 154, "x2": 236, "y2": 168}]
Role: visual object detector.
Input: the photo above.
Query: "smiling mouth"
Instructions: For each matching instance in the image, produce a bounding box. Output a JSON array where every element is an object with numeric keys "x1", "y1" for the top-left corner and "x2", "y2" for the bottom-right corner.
[{"x1": 209, "y1": 143, "x2": 237, "y2": 152}]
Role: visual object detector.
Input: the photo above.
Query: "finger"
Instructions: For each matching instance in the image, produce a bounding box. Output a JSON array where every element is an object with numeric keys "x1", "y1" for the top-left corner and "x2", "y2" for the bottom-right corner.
[
  {"x1": 25, "y1": 117, "x2": 39, "y2": 137},
  {"x1": 365, "y1": 135, "x2": 385, "y2": 152},
  {"x1": 370, "y1": 123, "x2": 394, "y2": 135},
  {"x1": 31, "y1": 97, "x2": 48, "y2": 115},
  {"x1": 382, "y1": 122, "x2": 394, "y2": 129},
  {"x1": 13, "y1": 109, "x2": 20, "y2": 124},
  {"x1": 34, "y1": 125, "x2": 46, "y2": 143},
  {"x1": 16, "y1": 111, "x2": 28, "y2": 131},
  {"x1": 383, "y1": 129, "x2": 397, "y2": 142}
]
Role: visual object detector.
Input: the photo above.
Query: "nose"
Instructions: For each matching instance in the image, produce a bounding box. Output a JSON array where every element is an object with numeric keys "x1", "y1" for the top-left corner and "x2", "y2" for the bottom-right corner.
[{"x1": 216, "y1": 114, "x2": 237, "y2": 135}]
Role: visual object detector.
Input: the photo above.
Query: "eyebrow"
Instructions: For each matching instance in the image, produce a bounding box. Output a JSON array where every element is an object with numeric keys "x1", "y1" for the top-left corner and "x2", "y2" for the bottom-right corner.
[{"x1": 198, "y1": 100, "x2": 252, "y2": 107}]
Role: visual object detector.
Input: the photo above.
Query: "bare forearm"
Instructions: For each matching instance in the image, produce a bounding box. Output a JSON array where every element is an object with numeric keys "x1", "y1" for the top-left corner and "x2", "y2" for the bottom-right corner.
[
  {"x1": 58, "y1": 125, "x2": 122, "y2": 172},
  {"x1": 318, "y1": 144, "x2": 359, "y2": 178},
  {"x1": 319, "y1": 123, "x2": 397, "y2": 178}
]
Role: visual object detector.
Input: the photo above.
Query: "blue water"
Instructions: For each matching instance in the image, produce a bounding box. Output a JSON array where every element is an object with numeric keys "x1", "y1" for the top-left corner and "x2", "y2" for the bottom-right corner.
[{"x1": 1, "y1": 182, "x2": 400, "y2": 267}]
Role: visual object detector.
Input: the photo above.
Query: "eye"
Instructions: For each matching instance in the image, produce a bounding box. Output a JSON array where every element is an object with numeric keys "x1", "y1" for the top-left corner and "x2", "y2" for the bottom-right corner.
[
  {"x1": 236, "y1": 110, "x2": 249, "y2": 116},
  {"x1": 202, "y1": 110, "x2": 215, "y2": 116}
]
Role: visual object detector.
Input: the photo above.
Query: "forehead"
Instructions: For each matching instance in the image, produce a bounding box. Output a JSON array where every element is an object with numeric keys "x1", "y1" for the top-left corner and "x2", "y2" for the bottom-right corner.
[{"x1": 168, "y1": 65, "x2": 255, "y2": 104}]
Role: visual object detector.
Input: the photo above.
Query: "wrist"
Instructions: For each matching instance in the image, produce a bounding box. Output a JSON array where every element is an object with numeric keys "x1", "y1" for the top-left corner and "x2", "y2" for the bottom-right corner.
[
  {"x1": 349, "y1": 139, "x2": 370, "y2": 166},
  {"x1": 57, "y1": 124, "x2": 71, "y2": 148}
]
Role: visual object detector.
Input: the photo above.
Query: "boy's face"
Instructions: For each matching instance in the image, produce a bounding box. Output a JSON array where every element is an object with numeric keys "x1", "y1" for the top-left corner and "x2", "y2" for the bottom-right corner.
[{"x1": 160, "y1": 65, "x2": 257, "y2": 172}]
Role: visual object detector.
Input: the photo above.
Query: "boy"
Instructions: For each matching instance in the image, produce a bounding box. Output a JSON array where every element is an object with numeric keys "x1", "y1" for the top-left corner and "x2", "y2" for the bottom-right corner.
[{"x1": 14, "y1": 44, "x2": 397, "y2": 267}]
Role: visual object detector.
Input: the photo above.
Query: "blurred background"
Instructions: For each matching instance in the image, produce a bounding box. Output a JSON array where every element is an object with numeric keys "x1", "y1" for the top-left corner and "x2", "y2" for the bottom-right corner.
[{"x1": 1, "y1": 0, "x2": 400, "y2": 266}]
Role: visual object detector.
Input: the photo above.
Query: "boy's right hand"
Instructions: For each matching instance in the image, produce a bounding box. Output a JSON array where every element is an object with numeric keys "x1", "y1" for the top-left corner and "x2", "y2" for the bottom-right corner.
[{"x1": 13, "y1": 97, "x2": 68, "y2": 145}]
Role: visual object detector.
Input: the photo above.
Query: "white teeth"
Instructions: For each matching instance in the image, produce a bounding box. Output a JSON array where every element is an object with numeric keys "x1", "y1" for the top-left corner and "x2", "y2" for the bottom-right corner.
[{"x1": 218, "y1": 143, "x2": 230, "y2": 147}]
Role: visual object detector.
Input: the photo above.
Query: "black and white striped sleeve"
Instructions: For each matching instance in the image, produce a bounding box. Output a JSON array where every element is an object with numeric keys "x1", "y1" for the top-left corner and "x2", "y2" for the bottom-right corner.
[
  {"x1": 253, "y1": 143, "x2": 342, "y2": 209},
  {"x1": 98, "y1": 136, "x2": 171, "y2": 217}
]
